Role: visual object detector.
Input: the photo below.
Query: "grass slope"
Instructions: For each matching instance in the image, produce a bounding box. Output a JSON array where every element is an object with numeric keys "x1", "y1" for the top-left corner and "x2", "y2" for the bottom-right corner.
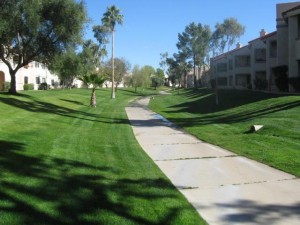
[
  {"x1": 0, "y1": 89, "x2": 206, "y2": 225},
  {"x1": 150, "y1": 88, "x2": 300, "y2": 177}
]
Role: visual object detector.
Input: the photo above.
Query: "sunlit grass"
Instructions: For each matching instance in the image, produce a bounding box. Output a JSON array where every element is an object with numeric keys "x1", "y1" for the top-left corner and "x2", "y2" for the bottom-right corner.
[
  {"x1": 150, "y1": 88, "x2": 300, "y2": 177},
  {"x1": 0, "y1": 88, "x2": 206, "y2": 225}
]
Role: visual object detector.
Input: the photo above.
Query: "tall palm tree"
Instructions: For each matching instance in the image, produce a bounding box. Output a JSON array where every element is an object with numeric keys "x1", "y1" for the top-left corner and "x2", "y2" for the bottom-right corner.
[{"x1": 101, "y1": 5, "x2": 123, "y2": 99}]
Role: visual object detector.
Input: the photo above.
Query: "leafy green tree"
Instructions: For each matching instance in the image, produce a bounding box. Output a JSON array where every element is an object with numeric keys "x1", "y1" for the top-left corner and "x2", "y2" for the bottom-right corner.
[
  {"x1": 48, "y1": 49, "x2": 82, "y2": 88},
  {"x1": 79, "y1": 72, "x2": 106, "y2": 107},
  {"x1": 80, "y1": 40, "x2": 106, "y2": 73},
  {"x1": 174, "y1": 52, "x2": 193, "y2": 88},
  {"x1": 211, "y1": 17, "x2": 245, "y2": 54},
  {"x1": 151, "y1": 68, "x2": 165, "y2": 89},
  {"x1": 100, "y1": 5, "x2": 123, "y2": 99},
  {"x1": 139, "y1": 65, "x2": 155, "y2": 90},
  {"x1": 159, "y1": 52, "x2": 169, "y2": 74},
  {"x1": 177, "y1": 22, "x2": 211, "y2": 88},
  {"x1": 131, "y1": 65, "x2": 143, "y2": 92},
  {"x1": 104, "y1": 57, "x2": 130, "y2": 90},
  {"x1": 0, "y1": 0, "x2": 87, "y2": 94},
  {"x1": 165, "y1": 57, "x2": 180, "y2": 89}
]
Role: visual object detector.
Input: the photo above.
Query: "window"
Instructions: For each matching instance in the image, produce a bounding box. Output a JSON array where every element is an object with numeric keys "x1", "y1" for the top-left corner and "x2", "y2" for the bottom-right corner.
[
  {"x1": 35, "y1": 62, "x2": 39, "y2": 68},
  {"x1": 255, "y1": 71, "x2": 267, "y2": 80},
  {"x1": 235, "y1": 55, "x2": 251, "y2": 67},
  {"x1": 51, "y1": 79, "x2": 55, "y2": 86},
  {"x1": 24, "y1": 76, "x2": 28, "y2": 84},
  {"x1": 41, "y1": 64, "x2": 46, "y2": 69},
  {"x1": 217, "y1": 63, "x2": 227, "y2": 72},
  {"x1": 270, "y1": 41, "x2": 277, "y2": 58},
  {"x1": 255, "y1": 49, "x2": 266, "y2": 62},
  {"x1": 36, "y1": 77, "x2": 40, "y2": 84}
]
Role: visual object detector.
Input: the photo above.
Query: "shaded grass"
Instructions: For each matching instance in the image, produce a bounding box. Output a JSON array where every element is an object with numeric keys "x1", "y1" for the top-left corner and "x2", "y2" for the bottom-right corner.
[
  {"x1": 149, "y1": 88, "x2": 300, "y2": 177},
  {"x1": 0, "y1": 88, "x2": 206, "y2": 225}
]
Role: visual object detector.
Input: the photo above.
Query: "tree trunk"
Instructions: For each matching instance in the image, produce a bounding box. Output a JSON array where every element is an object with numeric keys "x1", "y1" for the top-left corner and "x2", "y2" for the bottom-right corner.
[
  {"x1": 9, "y1": 69, "x2": 17, "y2": 94},
  {"x1": 184, "y1": 71, "x2": 187, "y2": 88},
  {"x1": 193, "y1": 56, "x2": 197, "y2": 89},
  {"x1": 111, "y1": 30, "x2": 116, "y2": 99},
  {"x1": 90, "y1": 88, "x2": 96, "y2": 107}
]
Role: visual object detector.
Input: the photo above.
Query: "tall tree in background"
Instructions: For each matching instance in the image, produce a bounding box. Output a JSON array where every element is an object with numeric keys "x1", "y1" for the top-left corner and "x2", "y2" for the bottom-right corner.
[
  {"x1": 48, "y1": 49, "x2": 82, "y2": 88},
  {"x1": 210, "y1": 18, "x2": 245, "y2": 105},
  {"x1": 131, "y1": 65, "x2": 143, "y2": 92},
  {"x1": 80, "y1": 39, "x2": 106, "y2": 73},
  {"x1": 174, "y1": 52, "x2": 193, "y2": 88},
  {"x1": 101, "y1": 5, "x2": 123, "y2": 99},
  {"x1": 177, "y1": 22, "x2": 211, "y2": 88},
  {"x1": 104, "y1": 57, "x2": 130, "y2": 90},
  {"x1": 150, "y1": 68, "x2": 165, "y2": 89},
  {"x1": 211, "y1": 17, "x2": 245, "y2": 55},
  {"x1": 165, "y1": 56, "x2": 180, "y2": 89},
  {"x1": 0, "y1": 0, "x2": 87, "y2": 94}
]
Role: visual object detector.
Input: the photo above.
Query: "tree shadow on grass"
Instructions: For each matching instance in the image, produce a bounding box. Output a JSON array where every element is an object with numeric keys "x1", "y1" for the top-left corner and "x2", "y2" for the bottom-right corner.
[
  {"x1": 59, "y1": 99, "x2": 85, "y2": 106},
  {"x1": 164, "y1": 100, "x2": 300, "y2": 127},
  {"x1": 0, "y1": 93, "x2": 131, "y2": 125},
  {"x1": 0, "y1": 140, "x2": 200, "y2": 225},
  {"x1": 160, "y1": 89, "x2": 300, "y2": 126},
  {"x1": 168, "y1": 89, "x2": 295, "y2": 114}
]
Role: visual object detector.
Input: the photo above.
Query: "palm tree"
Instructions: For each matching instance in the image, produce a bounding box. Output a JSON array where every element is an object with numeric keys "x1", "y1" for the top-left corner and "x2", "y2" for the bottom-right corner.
[
  {"x1": 79, "y1": 72, "x2": 106, "y2": 107},
  {"x1": 101, "y1": 5, "x2": 123, "y2": 99}
]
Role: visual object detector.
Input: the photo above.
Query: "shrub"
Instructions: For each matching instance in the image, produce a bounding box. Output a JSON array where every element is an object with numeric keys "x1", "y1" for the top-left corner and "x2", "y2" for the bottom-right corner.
[
  {"x1": 38, "y1": 82, "x2": 49, "y2": 90},
  {"x1": 3, "y1": 82, "x2": 10, "y2": 91},
  {"x1": 289, "y1": 77, "x2": 300, "y2": 92},
  {"x1": 272, "y1": 65, "x2": 289, "y2": 92},
  {"x1": 23, "y1": 83, "x2": 34, "y2": 90},
  {"x1": 52, "y1": 81, "x2": 59, "y2": 89},
  {"x1": 254, "y1": 78, "x2": 268, "y2": 90}
]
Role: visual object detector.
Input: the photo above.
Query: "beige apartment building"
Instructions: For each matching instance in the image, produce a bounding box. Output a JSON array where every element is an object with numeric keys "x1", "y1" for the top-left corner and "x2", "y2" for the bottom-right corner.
[
  {"x1": 0, "y1": 60, "x2": 59, "y2": 91},
  {"x1": 210, "y1": 2, "x2": 300, "y2": 92}
]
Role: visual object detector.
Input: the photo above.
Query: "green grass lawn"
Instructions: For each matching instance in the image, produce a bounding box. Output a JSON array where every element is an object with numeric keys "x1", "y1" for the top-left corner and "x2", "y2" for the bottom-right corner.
[
  {"x1": 149, "y1": 88, "x2": 300, "y2": 177},
  {"x1": 0, "y1": 88, "x2": 206, "y2": 225}
]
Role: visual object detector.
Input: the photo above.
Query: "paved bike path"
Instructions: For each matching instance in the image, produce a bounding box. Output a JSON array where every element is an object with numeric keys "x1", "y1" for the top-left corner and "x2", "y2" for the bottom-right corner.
[{"x1": 125, "y1": 97, "x2": 300, "y2": 225}]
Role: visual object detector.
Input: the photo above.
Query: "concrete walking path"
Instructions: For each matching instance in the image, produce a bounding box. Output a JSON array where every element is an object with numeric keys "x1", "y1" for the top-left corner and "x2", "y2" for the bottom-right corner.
[{"x1": 125, "y1": 96, "x2": 300, "y2": 225}]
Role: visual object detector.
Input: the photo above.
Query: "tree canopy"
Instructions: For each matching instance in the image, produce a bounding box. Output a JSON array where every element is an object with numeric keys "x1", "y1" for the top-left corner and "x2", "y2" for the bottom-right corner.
[
  {"x1": 104, "y1": 57, "x2": 130, "y2": 89},
  {"x1": 210, "y1": 17, "x2": 245, "y2": 55},
  {"x1": 0, "y1": 0, "x2": 87, "y2": 94},
  {"x1": 48, "y1": 49, "x2": 82, "y2": 88},
  {"x1": 176, "y1": 22, "x2": 211, "y2": 88},
  {"x1": 162, "y1": 17, "x2": 245, "y2": 88}
]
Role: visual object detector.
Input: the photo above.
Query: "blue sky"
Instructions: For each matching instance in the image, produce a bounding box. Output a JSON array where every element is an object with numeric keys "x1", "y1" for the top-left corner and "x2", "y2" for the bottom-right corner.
[{"x1": 84, "y1": 0, "x2": 299, "y2": 69}]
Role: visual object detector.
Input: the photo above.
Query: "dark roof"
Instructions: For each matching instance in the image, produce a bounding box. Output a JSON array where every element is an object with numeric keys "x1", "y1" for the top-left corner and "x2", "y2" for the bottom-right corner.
[
  {"x1": 248, "y1": 31, "x2": 277, "y2": 43},
  {"x1": 211, "y1": 45, "x2": 249, "y2": 62}
]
